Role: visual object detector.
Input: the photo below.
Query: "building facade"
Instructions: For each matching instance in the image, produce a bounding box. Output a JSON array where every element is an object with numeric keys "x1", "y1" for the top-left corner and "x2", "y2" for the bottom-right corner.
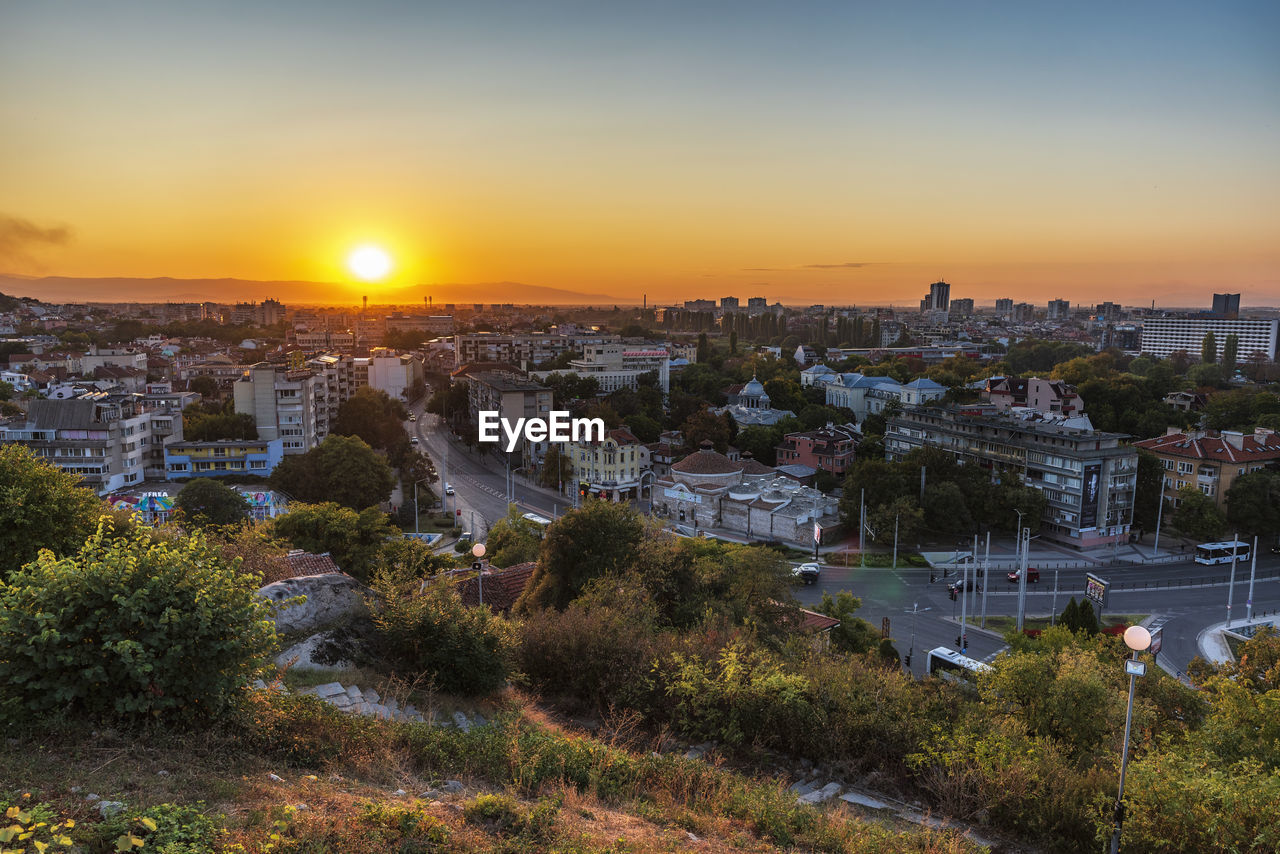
[
  {"x1": 775, "y1": 423, "x2": 859, "y2": 477},
  {"x1": 466, "y1": 371, "x2": 554, "y2": 467},
  {"x1": 1133, "y1": 427, "x2": 1280, "y2": 512},
  {"x1": 164, "y1": 438, "x2": 285, "y2": 479},
  {"x1": 566, "y1": 426, "x2": 652, "y2": 502},
  {"x1": 233, "y1": 363, "x2": 328, "y2": 454},
  {"x1": 1140, "y1": 318, "x2": 1278, "y2": 361},
  {"x1": 885, "y1": 406, "x2": 1137, "y2": 548},
  {"x1": 984, "y1": 377, "x2": 1085, "y2": 418},
  {"x1": 1, "y1": 393, "x2": 184, "y2": 494}
]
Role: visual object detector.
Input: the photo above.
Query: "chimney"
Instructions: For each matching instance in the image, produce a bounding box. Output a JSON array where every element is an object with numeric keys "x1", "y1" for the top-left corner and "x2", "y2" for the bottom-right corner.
[
  {"x1": 362, "y1": 295, "x2": 368, "y2": 313},
  {"x1": 1222, "y1": 430, "x2": 1245, "y2": 450}
]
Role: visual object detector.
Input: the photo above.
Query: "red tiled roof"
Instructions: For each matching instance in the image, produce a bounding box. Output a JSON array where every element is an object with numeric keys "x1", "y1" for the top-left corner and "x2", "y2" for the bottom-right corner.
[
  {"x1": 278, "y1": 550, "x2": 342, "y2": 576},
  {"x1": 457, "y1": 561, "x2": 538, "y2": 614},
  {"x1": 671, "y1": 447, "x2": 741, "y2": 474},
  {"x1": 798, "y1": 608, "x2": 841, "y2": 632},
  {"x1": 1134, "y1": 430, "x2": 1280, "y2": 464}
]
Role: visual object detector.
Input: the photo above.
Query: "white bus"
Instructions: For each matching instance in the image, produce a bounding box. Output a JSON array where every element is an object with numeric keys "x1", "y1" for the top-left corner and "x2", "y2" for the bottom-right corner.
[
  {"x1": 1194, "y1": 541, "x2": 1251, "y2": 565},
  {"x1": 521, "y1": 512, "x2": 553, "y2": 535},
  {"x1": 927, "y1": 647, "x2": 993, "y2": 683}
]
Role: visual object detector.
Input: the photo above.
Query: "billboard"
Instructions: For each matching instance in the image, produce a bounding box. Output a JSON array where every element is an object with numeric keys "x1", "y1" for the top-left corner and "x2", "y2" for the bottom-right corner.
[
  {"x1": 1085, "y1": 573, "x2": 1110, "y2": 610},
  {"x1": 1080, "y1": 463, "x2": 1102, "y2": 529}
]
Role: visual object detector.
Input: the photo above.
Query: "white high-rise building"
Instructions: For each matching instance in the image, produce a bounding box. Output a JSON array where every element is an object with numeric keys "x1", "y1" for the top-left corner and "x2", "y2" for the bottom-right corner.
[{"x1": 1139, "y1": 318, "x2": 1279, "y2": 362}]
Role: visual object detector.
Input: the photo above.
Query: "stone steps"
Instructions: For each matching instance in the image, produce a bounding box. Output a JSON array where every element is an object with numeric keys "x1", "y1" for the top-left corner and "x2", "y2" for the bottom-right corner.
[{"x1": 260, "y1": 679, "x2": 480, "y2": 728}]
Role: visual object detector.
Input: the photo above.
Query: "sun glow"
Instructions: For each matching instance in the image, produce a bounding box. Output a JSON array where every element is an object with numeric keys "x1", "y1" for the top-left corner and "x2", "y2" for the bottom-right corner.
[{"x1": 347, "y1": 245, "x2": 393, "y2": 281}]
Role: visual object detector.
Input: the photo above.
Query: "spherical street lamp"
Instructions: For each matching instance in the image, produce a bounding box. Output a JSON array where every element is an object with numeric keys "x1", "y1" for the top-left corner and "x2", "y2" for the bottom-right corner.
[{"x1": 1110, "y1": 625, "x2": 1152, "y2": 853}]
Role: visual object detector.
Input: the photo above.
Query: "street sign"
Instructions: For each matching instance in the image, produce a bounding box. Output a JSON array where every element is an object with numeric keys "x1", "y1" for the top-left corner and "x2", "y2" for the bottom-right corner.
[{"x1": 881, "y1": 617, "x2": 890, "y2": 639}]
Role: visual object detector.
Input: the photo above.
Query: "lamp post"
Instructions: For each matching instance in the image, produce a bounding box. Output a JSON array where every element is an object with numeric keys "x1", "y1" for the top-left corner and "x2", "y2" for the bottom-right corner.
[
  {"x1": 1110, "y1": 625, "x2": 1152, "y2": 854},
  {"x1": 907, "y1": 601, "x2": 918, "y2": 672},
  {"x1": 471, "y1": 542, "x2": 487, "y2": 607}
]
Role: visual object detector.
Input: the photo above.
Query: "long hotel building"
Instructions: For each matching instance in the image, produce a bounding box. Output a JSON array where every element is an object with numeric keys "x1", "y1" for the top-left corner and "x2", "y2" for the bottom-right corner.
[{"x1": 1139, "y1": 318, "x2": 1278, "y2": 361}]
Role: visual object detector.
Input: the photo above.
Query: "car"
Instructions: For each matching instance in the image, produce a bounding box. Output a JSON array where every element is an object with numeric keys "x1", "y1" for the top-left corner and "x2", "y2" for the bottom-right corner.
[
  {"x1": 949, "y1": 578, "x2": 976, "y2": 594},
  {"x1": 1007, "y1": 568, "x2": 1040, "y2": 583},
  {"x1": 444, "y1": 483, "x2": 455, "y2": 495},
  {"x1": 410, "y1": 436, "x2": 419, "y2": 445},
  {"x1": 409, "y1": 414, "x2": 417, "y2": 422},
  {"x1": 793, "y1": 562, "x2": 821, "y2": 585}
]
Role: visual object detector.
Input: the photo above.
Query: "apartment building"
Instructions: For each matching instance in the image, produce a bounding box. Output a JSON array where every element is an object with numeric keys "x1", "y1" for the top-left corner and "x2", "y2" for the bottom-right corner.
[
  {"x1": 566, "y1": 426, "x2": 652, "y2": 502},
  {"x1": 541, "y1": 342, "x2": 670, "y2": 393},
  {"x1": 233, "y1": 363, "x2": 328, "y2": 454},
  {"x1": 453, "y1": 331, "x2": 620, "y2": 369},
  {"x1": 1133, "y1": 427, "x2": 1280, "y2": 511},
  {"x1": 164, "y1": 438, "x2": 285, "y2": 479},
  {"x1": 823, "y1": 374, "x2": 947, "y2": 420},
  {"x1": 984, "y1": 377, "x2": 1085, "y2": 418},
  {"x1": 0, "y1": 392, "x2": 184, "y2": 494},
  {"x1": 1047, "y1": 299, "x2": 1071, "y2": 320},
  {"x1": 1140, "y1": 317, "x2": 1278, "y2": 361},
  {"x1": 885, "y1": 406, "x2": 1137, "y2": 548},
  {"x1": 356, "y1": 348, "x2": 425, "y2": 400},
  {"x1": 466, "y1": 371, "x2": 553, "y2": 467},
  {"x1": 775, "y1": 423, "x2": 859, "y2": 477}
]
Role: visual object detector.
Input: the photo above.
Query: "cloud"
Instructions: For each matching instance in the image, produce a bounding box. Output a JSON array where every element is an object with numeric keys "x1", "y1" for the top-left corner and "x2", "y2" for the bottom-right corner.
[
  {"x1": 0, "y1": 215, "x2": 73, "y2": 267},
  {"x1": 742, "y1": 262, "x2": 875, "y2": 272}
]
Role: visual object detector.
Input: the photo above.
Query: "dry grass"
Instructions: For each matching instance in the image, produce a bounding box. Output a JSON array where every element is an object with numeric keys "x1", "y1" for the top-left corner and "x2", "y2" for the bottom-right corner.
[{"x1": 1, "y1": 691, "x2": 985, "y2": 854}]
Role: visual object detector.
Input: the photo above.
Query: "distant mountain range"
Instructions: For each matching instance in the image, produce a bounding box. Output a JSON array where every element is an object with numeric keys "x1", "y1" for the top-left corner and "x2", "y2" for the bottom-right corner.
[{"x1": 0, "y1": 275, "x2": 621, "y2": 306}]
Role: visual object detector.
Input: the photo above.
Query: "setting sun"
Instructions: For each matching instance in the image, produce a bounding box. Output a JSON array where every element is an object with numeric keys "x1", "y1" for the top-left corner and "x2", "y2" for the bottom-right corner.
[{"x1": 347, "y1": 245, "x2": 393, "y2": 282}]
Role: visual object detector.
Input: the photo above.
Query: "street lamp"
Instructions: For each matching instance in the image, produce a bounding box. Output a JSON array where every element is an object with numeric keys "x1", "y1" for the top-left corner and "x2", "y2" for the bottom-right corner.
[
  {"x1": 471, "y1": 542, "x2": 487, "y2": 607},
  {"x1": 1109, "y1": 625, "x2": 1151, "y2": 854}
]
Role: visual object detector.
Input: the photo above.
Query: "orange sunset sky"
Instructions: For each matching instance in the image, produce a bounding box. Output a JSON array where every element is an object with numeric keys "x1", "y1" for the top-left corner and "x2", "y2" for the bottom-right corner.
[{"x1": 1, "y1": 1, "x2": 1278, "y2": 306}]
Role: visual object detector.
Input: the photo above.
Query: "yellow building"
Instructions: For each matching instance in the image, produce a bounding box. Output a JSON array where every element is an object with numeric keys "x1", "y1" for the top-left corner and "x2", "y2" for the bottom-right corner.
[
  {"x1": 1134, "y1": 427, "x2": 1280, "y2": 511},
  {"x1": 568, "y1": 426, "x2": 652, "y2": 503}
]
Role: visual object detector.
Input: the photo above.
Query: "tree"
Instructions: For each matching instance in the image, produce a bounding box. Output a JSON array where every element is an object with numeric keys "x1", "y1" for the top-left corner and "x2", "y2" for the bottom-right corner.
[
  {"x1": 182, "y1": 405, "x2": 258, "y2": 441},
  {"x1": 696, "y1": 332, "x2": 710, "y2": 364},
  {"x1": 486, "y1": 505, "x2": 543, "y2": 567},
  {"x1": 516, "y1": 500, "x2": 645, "y2": 611},
  {"x1": 816, "y1": 591, "x2": 883, "y2": 655},
  {"x1": 268, "y1": 434, "x2": 394, "y2": 510},
  {"x1": 729, "y1": 328, "x2": 738, "y2": 355},
  {"x1": 1225, "y1": 471, "x2": 1280, "y2": 541},
  {"x1": 0, "y1": 444, "x2": 103, "y2": 580},
  {"x1": 1201, "y1": 332, "x2": 1217, "y2": 364},
  {"x1": 1172, "y1": 486, "x2": 1227, "y2": 542},
  {"x1": 333, "y1": 387, "x2": 410, "y2": 458},
  {"x1": 0, "y1": 523, "x2": 276, "y2": 723},
  {"x1": 679, "y1": 410, "x2": 733, "y2": 454},
  {"x1": 868, "y1": 496, "x2": 925, "y2": 547},
  {"x1": 188, "y1": 375, "x2": 220, "y2": 400},
  {"x1": 922, "y1": 481, "x2": 973, "y2": 535},
  {"x1": 1222, "y1": 333, "x2": 1239, "y2": 375},
  {"x1": 625, "y1": 413, "x2": 661, "y2": 443},
  {"x1": 176, "y1": 478, "x2": 250, "y2": 527},
  {"x1": 539, "y1": 444, "x2": 574, "y2": 490},
  {"x1": 363, "y1": 570, "x2": 513, "y2": 696},
  {"x1": 269, "y1": 502, "x2": 400, "y2": 582}
]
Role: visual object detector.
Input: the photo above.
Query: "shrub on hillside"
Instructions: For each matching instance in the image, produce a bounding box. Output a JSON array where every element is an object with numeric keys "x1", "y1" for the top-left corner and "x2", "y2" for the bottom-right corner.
[
  {"x1": 0, "y1": 523, "x2": 277, "y2": 724},
  {"x1": 0, "y1": 443, "x2": 103, "y2": 580},
  {"x1": 364, "y1": 571, "x2": 514, "y2": 696}
]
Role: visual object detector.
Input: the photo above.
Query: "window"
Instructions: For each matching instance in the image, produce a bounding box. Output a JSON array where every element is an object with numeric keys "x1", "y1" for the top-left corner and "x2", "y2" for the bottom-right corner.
[{"x1": 1177, "y1": 462, "x2": 1193, "y2": 474}]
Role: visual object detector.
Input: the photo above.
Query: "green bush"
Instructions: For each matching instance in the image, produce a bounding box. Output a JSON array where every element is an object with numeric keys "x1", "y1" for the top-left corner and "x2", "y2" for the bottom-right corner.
[
  {"x1": 366, "y1": 572, "x2": 513, "y2": 696},
  {"x1": 0, "y1": 523, "x2": 277, "y2": 723},
  {"x1": 89, "y1": 803, "x2": 220, "y2": 854},
  {"x1": 0, "y1": 443, "x2": 103, "y2": 581}
]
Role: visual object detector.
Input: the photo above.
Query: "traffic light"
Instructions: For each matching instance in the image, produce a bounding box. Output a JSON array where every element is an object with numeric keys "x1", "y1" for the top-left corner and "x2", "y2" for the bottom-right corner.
[
  {"x1": 949, "y1": 588, "x2": 957, "y2": 601},
  {"x1": 904, "y1": 653, "x2": 911, "y2": 667},
  {"x1": 929, "y1": 572, "x2": 936, "y2": 584}
]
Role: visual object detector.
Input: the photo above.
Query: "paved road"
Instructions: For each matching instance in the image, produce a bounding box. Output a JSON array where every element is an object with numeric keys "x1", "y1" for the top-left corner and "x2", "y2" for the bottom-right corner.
[
  {"x1": 409, "y1": 403, "x2": 574, "y2": 537},
  {"x1": 792, "y1": 555, "x2": 1280, "y2": 676}
]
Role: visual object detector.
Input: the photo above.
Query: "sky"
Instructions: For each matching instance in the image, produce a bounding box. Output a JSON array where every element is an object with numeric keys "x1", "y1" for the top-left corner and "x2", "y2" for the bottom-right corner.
[{"x1": 1, "y1": 0, "x2": 1278, "y2": 306}]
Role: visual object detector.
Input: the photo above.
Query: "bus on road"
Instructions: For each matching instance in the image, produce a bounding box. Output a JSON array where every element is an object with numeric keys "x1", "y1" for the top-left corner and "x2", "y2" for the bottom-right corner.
[
  {"x1": 1194, "y1": 541, "x2": 1251, "y2": 565},
  {"x1": 926, "y1": 647, "x2": 992, "y2": 683}
]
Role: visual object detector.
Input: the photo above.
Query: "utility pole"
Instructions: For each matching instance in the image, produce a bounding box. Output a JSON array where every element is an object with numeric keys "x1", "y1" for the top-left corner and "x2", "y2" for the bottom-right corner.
[
  {"x1": 1227, "y1": 531, "x2": 1239, "y2": 626},
  {"x1": 959, "y1": 534, "x2": 974, "y2": 653},
  {"x1": 892, "y1": 512, "x2": 899, "y2": 570},
  {"x1": 860, "y1": 488, "x2": 866, "y2": 569},
  {"x1": 1247, "y1": 535, "x2": 1258, "y2": 622},
  {"x1": 1016, "y1": 527, "x2": 1030, "y2": 633},
  {"x1": 1051, "y1": 568, "x2": 1060, "y2": 626},
  {"x1": 980, "y1": 532, "x2": 990, "y2": 629},
  {"x1": 908, "y1": 601, "x2": 918, "y2": 672},
  {"x1": 1152, "y1": 493, "x2": 1164, "y2": 558},
  {"x1": 919, "y1": 466, "x2": 926, "y2": 502}
]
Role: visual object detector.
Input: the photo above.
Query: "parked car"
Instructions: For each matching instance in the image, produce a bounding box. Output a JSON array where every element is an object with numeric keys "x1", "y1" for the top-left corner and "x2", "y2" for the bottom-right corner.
[
  {"x1": 409, "y1": 414, "x2": 417, "y2": 422},
  {"x1": 793, "y1": 562, "x2": 821, "y2": 585},
  {"x1": 444, "y1": 483, "x2": 455, "y2": 495},
  {"x1": 1007, "y1": 568, "x2": 1041, "y2": 583},
  {"x1": 949, "y1": 578, "x2": 976, "y2": 594},
  {"x1": 410, "y1": 436, "x2": 419, "y2": 445}
]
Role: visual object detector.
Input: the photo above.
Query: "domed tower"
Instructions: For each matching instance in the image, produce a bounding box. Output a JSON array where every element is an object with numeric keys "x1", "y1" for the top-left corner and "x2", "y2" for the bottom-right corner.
[{"x1": 739, "y1": 374, "x2": 769, "y2": 409}]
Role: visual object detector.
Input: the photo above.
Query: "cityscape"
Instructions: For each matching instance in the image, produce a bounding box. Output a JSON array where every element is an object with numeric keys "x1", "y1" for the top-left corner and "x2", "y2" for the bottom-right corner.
[{"x1": 2, "y1": 2, "x2": 1278, "y2": 853}]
